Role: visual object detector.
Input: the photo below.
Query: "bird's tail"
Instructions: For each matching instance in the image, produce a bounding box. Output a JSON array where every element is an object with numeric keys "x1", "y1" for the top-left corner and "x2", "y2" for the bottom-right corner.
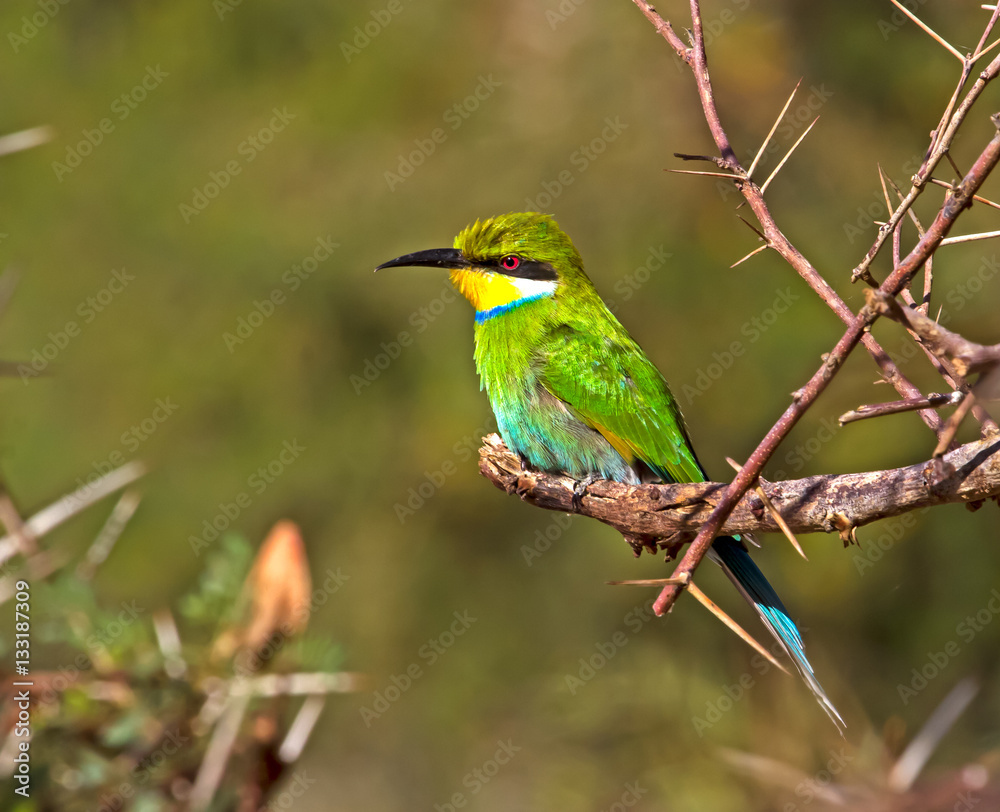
[{"x1": 708, "y1": 535, "x2": 845, "y2": 733}]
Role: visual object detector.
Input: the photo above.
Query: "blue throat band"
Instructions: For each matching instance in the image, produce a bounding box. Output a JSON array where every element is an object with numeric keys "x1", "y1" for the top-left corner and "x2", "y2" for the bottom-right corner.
[{"x1": 475, "y1": 293, "x2": 551, "y2": 324}]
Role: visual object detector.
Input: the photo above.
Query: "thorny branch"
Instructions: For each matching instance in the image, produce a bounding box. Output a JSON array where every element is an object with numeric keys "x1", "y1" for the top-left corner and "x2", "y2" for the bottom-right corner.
[
  {"x1": 865, "y1": 289, "x2": 1000, "y2": 457},
  {"x1": 505, "y1": 1, "x2": 1000, "y2": 617},
  {"x1": 478, "y1": 433, "x2": 1000, "y2": 542},
  {"x1": 636, "y1": 0, "x2": 949, "y2": 436},
  {"x1": 652, "y1": 113, "x2": 1000, "y2": 614}
]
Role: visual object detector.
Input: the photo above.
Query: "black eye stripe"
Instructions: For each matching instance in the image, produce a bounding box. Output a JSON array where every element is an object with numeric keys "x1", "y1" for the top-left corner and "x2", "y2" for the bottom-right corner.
[{"x1": 488, "y1": 258, "x2": 558, "y2": 281}]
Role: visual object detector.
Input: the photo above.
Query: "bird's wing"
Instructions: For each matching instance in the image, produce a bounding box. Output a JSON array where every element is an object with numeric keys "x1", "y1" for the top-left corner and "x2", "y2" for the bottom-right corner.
[{"x1": 538, "y1": 321, "x2": 705, "y2": 484}]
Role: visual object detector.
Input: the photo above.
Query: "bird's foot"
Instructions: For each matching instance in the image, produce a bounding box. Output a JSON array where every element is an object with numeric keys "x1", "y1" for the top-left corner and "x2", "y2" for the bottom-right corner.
[
  {"x1": 658, "y1": 532, "x2": 693, "y2": 561},
  {"x1": 571, "y1": 473, "x2": 600, "y2": 512},
  {"x1": 622, "y1": 533, "x2": 660, "y2": 558}
]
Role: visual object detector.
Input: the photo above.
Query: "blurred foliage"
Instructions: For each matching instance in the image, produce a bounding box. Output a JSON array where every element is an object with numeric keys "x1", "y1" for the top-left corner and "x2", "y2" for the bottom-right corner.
[
  {"x1": 1, "y1": 529, "x2": 348, "y2": 811},
  {"x1": 0, "y1": 0, "x2": 999, "y2": 809}
]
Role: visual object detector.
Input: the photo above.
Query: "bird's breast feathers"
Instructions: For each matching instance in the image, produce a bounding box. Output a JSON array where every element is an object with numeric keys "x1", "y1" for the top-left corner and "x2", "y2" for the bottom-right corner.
[{"x1": 450, "y1": 268, "x2": 557, "y2": 322}]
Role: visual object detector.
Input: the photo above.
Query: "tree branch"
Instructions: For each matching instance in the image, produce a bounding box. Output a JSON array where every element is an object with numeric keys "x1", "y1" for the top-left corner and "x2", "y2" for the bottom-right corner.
[
  {"x1": 633, "y1": 0, "x2": 950, "y2": 436},
  {"x1": 648, "y1": 116, "x2": 1000, "y2": 614},
  {"x1": 478, "y1": 434, "x2": 1000, "y2": 543}
]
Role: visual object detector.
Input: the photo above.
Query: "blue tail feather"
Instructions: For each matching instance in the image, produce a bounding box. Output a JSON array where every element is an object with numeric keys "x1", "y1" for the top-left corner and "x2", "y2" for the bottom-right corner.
[{"x1": 709, "y1": 535, "x2": 845, "y2": 733}]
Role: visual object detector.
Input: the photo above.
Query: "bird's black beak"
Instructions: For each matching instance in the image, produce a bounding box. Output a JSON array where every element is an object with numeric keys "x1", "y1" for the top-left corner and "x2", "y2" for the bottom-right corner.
[{"x1": 374, "y1": 248, "x2": 471, "y2": 272}]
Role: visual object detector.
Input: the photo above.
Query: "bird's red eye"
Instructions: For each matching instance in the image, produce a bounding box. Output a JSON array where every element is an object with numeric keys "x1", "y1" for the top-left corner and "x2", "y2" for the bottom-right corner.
[{"x1": 500, "y1": 255, "x2": 520, "y2": 270}]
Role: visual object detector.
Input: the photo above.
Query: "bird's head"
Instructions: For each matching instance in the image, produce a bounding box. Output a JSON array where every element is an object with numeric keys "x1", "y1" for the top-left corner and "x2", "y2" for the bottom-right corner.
[{"x1": 376, "y1": 212, "x2": 589, "y2": 318}]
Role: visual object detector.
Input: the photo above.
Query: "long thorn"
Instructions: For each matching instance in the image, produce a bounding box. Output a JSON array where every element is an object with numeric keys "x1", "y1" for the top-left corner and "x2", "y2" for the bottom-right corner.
[
  {"x1": 668, "y1": 168, "x2": 744, "y2": 179},
  {"x1": 980, "y1": 34, "x2": 1000, "y2": 60},
  {"x1": 747, "y1": 78, "x2": 802, "y2": 180},
  {"x1": 607, "y1": 576, "x2": 691, "y2": 587},
  {"x1": 761, "y1": 116, "x2": 819, "y2": 193},
  {"x1": 938, "y1": 229, "x2": 1000, "y2": 245},
  {"x1": 889, "y1": 0, "x2": 965, "y2": 62},
  {"x1": 756, "y1": 486, "x2": 807, "y2": 560},
  {"x1": 973, "y1": 3, "x2": 1000, "y2": 61},
  {"x1": 933, "y1": 391, "x2": 977, "y2": 457},
  {"x1": 686, "y1": 581, "x2": 789, "y2": 674},
  {"x1": 945, "y1": 151, "x2": 964, "y2": 178},
  {"x1": 731, "y1": 243, "x2": 770, "y2": 268},
  {"x1": 878, "y1": 164, "x2": 894, "y2": 213},
  {"x1": 736, "y1": 216, "x2": 767, "y2": 240},
  {"x1": 927, "y1": 177, "x2": 1000, "y2": 210},
  {"x1": 724, "y1": 457, "x2": 806, "y2": 559}
]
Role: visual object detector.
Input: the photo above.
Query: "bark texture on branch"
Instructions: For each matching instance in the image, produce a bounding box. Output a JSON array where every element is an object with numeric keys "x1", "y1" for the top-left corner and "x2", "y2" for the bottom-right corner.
[{"x1": 478, "y1": 433, "x2": 1000, "y2": 543}]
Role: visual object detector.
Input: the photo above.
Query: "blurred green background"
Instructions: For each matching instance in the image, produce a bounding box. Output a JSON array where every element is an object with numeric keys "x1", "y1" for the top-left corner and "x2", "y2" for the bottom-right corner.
[{"x1": 2, "y1": 0, "x2": 1000, "y2": 808}]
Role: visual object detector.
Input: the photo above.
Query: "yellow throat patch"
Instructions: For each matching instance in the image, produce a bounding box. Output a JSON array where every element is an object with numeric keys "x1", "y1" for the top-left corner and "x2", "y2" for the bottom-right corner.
[{"x1": 450, "y1": 268, "x2": 556, "y2": 315}]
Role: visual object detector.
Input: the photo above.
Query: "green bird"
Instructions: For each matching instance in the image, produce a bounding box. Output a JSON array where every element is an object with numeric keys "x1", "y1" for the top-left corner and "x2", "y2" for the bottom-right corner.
[{"x1": 377, "y1": 212, "x2": 844, "y2": 731}]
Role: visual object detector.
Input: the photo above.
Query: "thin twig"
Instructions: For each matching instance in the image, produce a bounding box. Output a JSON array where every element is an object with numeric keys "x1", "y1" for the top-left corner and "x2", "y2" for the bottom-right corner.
[
  {"x1": 866, "y1": 289, "x2": 1000, "y2": 378},
  {"x1": 630, "y1": 0, "x2": 692, "y2": 61},
  {"x1": 854, "y1": 49, "x2": 1000, "y2": 282},
  {"x1": 980, "y1": 34, "x2": 1000, "y2": 60},
  {"x1": 868, "y1": 288, "x2": 1000, "y2": 437},
  {"x1": 881, "y1": 169, "x2": 935, "y2": 312},
  {"x1": 839, "y1": 392, "x2": 964, "y2": 425},
  {"x1": 878, "y1": 176, "x2": 990, "y2": 435}
]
